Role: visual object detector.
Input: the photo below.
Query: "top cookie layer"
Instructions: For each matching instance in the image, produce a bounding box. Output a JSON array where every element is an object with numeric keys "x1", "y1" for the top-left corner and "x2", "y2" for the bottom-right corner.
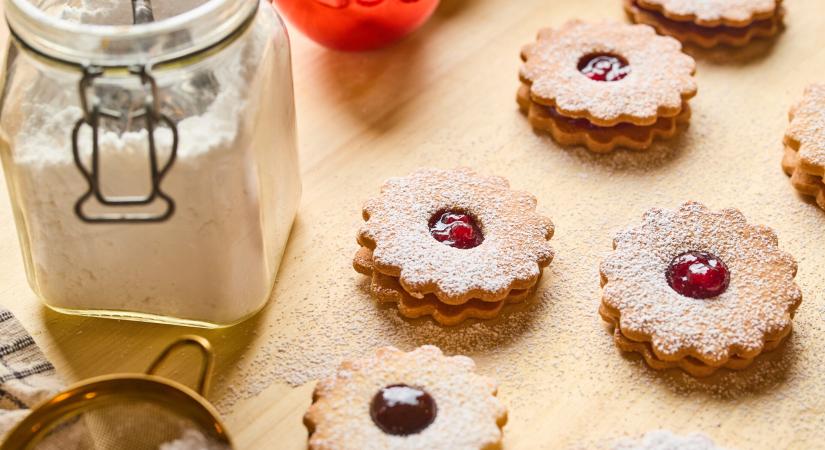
[
  {"x1": 600, "y1": 202, "x2": 801, "y2": 365},
  {"x1": 637, "y1": 0, "x2": 780, "y2": 27},
  {"x1": 358, "y1": 168, "x2": 554, "y2": 304},
  {"x1": 520, "y1": 21, "x2": 696, "y2": 127},
  {"x1": 785, "y1": 83, "x2": 825, "y2": 177},
  {"x1": 305, "y1": 346, "x2": 507, "y2": 450}
]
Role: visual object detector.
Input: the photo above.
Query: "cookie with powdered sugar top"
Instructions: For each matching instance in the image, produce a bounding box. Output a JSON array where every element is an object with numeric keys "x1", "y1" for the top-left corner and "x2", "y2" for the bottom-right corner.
[
  {"x1": 519, "y1": 21, "x2": 696, "y2": 128},
  {"x1": 599, "y1": 202, "x2": 801, "y2": 374},
  {"x1": 357, "y1": 168, "x2": 554, "y2": 305},
  {"x1": 304, "y1": 346, "x2": 507, "y2": 450},
  {"x1": 781, "y1": 84, "x2": 825, "y2": 211}
]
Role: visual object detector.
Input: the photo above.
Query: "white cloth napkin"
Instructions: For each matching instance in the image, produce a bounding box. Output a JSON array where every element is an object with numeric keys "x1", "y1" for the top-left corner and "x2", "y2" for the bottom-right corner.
[{"x1": 0, "y1": 309, "x2": 63, "y2": 438}]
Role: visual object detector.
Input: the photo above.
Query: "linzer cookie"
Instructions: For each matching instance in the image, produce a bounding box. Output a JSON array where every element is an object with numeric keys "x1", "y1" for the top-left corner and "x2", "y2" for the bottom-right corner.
[
  {"x1": 600, "y1": 202, "x2": 801, "y2": 377},
  {"x1": 304, "y1": 345, "x2": 507, "y2": 450},
  {"x1": 624, "y1": 0, "x2": 784, "y2": 48},
  {"x1": 782, "y1": 83, "x2": 825, "y2": 210},
  {"x1": 355, "y1": 247, "x2": 537, "y2": 326},
  {"x1": 355, "y1": 168, "x2": 554, "y2": 325},
  {"x1": 518, "y1": 21, "x2": 696, "y2": 152}
]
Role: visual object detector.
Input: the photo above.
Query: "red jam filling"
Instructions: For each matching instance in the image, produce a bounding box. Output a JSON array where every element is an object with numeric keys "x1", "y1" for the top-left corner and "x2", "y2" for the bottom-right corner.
[
  {"x1": 370, "y1": 384, "x2": 437, "y2": 436},
  {"x1": 429, "y1": 210, "x2": 483, "y2": 249},
  {"x1": 578, "y1": 53, "x2": 631, "y2": 82},
  {"x1": 666, "y1": 251, "x2": 730, "y2": 299}
]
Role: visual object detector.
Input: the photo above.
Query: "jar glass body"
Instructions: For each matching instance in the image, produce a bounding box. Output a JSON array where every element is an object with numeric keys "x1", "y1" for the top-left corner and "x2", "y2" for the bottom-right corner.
[{"x1": 0, "y1": 0, "x2": 301, "y2": 327}]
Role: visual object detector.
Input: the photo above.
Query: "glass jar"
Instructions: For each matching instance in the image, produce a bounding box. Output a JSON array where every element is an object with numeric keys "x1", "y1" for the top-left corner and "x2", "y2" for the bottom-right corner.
[{"x1": 0, "y1": 0, "x2": 301, "y2": 327}]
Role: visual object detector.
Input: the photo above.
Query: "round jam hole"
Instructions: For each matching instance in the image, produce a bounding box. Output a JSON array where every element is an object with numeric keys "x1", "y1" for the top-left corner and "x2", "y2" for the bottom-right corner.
[
  {"x1": 370, "y1": 384, "x2": 437, "y2": 436},
  {"x1": 578, "y1": 53, "x2": 631, "y2": 82},
  {"x1": 429, "y1": 210, "x2": 483, "y2": 249},
  {"x1": 666, "y1": 251, "x2": 730, "y2": 299}
]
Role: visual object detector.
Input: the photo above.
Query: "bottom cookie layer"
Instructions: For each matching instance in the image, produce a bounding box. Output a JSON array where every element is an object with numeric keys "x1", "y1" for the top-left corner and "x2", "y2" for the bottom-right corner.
[
  {"x1": 517, "y1": 85, "x2": 690, "y2": 152},
  {"x1": 624, "y1": 0, "x2": 783, "y2": 48},
  {"x1": 782, "y1": 145, "x2": 825, "y2": 210},
  {"x1": 355, "y1": 247, "x2": 538, "y2": 325},
  {"x1": 600, "y1": 304, "x2": 788, "y2": 377}
]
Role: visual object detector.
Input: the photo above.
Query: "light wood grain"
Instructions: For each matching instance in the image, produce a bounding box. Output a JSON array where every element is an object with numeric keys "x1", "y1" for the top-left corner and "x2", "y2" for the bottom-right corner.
[{"x1": 2, "y1": 0, "x2": 825, "y2": 449}]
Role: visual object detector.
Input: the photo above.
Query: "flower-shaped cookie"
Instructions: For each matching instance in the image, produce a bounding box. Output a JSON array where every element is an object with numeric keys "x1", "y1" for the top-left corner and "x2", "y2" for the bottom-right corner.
[
  {"x1": 519, "y1": 21, "x2": 696, "y2": 127},
  {"x1": 600, "y1": 202, "x2": 801, "y2": 373},
  {"x1": 636, "y1": 0, "x2": 779, "y2": 27},
  {"x1": 782, "y1": 84, "x2": 825, "y2": 210},
  {"x1": 358, "y1": 168, "x2": 554, "y2": 305},
  {"x1": 304, "y1": 346, "x2": 507, "y2": 450},
  {"x1": 785, "y1": 83, "x2": 825, "y2": 178}
]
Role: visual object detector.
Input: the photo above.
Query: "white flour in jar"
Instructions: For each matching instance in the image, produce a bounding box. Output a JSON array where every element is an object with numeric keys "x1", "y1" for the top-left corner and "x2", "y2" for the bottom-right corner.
[{"x1": 2, "y1": 1, "x2": 299, "y2": 325}]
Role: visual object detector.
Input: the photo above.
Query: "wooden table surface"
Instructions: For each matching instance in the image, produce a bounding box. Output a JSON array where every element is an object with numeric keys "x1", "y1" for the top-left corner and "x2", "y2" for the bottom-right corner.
[{"x1": 2, "y1": 0, "x2": 825, "y2": 449}]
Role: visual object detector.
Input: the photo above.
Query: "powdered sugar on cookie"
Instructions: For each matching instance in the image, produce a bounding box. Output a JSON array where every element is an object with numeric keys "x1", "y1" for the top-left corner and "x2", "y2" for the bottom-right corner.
[
  {"x1": 624, "y1": 0, "x2": 784, "y2": 48},
  {"x1": 520, "y1": 21, "x2": 696, "y2": 127},
  {"x1": 304, "y1": 346, "x2": 507, "y2": 450},
  {"x1": 359, "y1": 168, "x2": 554, "y2": 304},
  {"x1": 637, "y1": 0, "x2": 779, "y2": 27},
  {"x1": 784, "y1": 83, "x2": 825, "y2": 176},
  {"x1": 600, "y1": 202, "x2": 801, "y2": 365}
]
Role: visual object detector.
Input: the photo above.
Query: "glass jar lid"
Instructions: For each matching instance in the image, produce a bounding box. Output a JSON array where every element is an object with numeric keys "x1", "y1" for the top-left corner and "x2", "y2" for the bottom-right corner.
[{"x1": 4, "y1": 0, "x2": 259, "y2": 67}]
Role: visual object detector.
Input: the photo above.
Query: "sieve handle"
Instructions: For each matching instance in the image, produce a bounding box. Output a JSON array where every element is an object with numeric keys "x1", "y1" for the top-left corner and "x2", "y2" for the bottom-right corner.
[{"x1": 146, "y1": 335, "x2": 215, "y2": 396}]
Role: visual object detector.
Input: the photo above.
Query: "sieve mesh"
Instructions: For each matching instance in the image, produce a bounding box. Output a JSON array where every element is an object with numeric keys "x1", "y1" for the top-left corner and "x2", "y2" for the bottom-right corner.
[
  {"x1": 32, "y1": 399, "x2": 228, "y2": 450},
  {"x1": 2, "y1": 336, "x2": 231, "y2": 450}
]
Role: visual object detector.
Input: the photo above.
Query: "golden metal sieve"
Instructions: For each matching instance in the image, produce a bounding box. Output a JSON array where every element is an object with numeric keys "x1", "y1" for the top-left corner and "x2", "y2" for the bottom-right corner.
[{"x1": 1, "y1": 335, "x2": 232, "y2": 450}]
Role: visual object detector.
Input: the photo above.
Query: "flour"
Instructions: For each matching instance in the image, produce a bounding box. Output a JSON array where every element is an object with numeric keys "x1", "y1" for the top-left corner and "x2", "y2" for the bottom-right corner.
[{"x1": 1, "y1": 1, "x2": 300, "y2": 325}]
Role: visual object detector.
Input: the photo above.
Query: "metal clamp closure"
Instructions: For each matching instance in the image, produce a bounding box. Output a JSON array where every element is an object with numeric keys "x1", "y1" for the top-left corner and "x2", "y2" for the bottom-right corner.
[{"x1": 72, "y1": 65, "x2": 178, "y2": 223}]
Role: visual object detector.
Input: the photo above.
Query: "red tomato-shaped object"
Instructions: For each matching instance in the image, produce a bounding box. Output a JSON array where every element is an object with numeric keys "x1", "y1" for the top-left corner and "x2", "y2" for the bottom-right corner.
[{"x1": 273, "y1": 0, "x2": 440, "y2": 51}]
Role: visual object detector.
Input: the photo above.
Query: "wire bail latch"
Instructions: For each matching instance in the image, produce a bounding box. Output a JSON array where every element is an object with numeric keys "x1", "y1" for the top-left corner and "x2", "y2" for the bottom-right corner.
[{"x1": 72, "y1": 64, "x2": 178, "y2": 223}]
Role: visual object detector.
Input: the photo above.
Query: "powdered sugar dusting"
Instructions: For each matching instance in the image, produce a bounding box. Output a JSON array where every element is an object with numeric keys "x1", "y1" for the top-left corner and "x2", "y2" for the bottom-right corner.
[
  {"x1": 601, "y1": 202, "x2": 801, "y2": 364},
  {"x1": 785, "y1": 83, "x2": 825, "y2": 173},
  {"x1": 201, "y1": 7, "x2": 825, "y2": 445},
  {"x1": 304, "y1": 346, "x2": 506, "y2": 450},
  {"x1": 520, "y1": 21, "x2": 696, "y2": 126},
  {"x1": 625, "y1": 0, "x2": 783, "y2": 48},
  {"x1": 637, "y1": 0, "x2": 778, "y2": 26},
  {"x1": 359, "y1": 168, "x2": 554, "y2": 304},
  {"x1": 612, "y1": 430, "x2": 727, "y2": 450}
]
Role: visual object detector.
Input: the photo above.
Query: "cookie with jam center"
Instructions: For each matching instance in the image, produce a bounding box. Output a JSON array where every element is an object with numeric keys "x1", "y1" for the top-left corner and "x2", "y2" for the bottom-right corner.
[
  {"x1": 518, "y1": 21, "x2": 696, "y2": 152},
  {"x1": 599, "y1": 202, "x2": 801, "y2": 377},
  {"x1": 304, "y1": 346, "x2": 507, "y2": 450}
]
